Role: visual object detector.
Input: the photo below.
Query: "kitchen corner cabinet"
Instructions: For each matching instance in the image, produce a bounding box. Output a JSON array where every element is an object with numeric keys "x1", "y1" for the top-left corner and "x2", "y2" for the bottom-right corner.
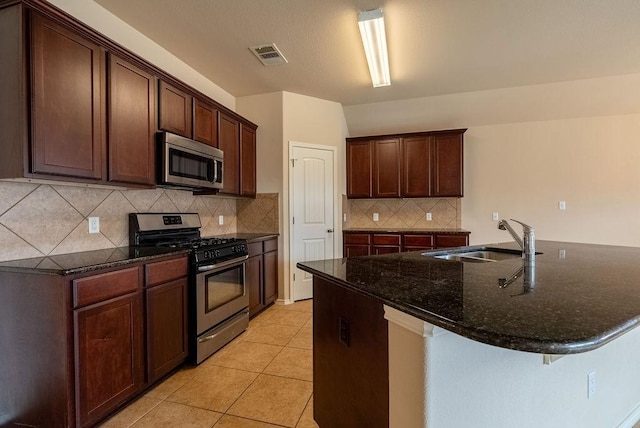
[
  {"x1": 158, "y1": 81, "x2": 193, "y2": 138},
  {"x1": 0, "y1": 253, "x2": 189, "y2": 427},
  {"x1": 218, "y1": 113, "x2": 241, "y2": 195},
  {"x1": 346, "y1": 129, "x2": 466, "y2": 199},
  {"x1": 343, "y1": 231, "x2": 469, "y2": 257},
  {"x1": 248, "y1": 237, "x2": 278, "y2": 317},
  {"x1": 108, "y1": 54, "x2": 156, "y2": 185}
]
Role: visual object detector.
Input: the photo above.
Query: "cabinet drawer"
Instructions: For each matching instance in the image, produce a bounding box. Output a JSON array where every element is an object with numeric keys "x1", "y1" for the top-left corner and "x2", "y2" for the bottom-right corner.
[
  {"x1": 264, "y1": 238, "x2": 278, "y2": 253},
  {"x1": 74, "y1": 267, "x2": 141, "y2": 308},
  {"x1": 403, "y1": 234, "x2": 434, "y2": 247},
  {"x1": 372, "y1": 234, "x2": 401, "y2": 246},
  {"x1": 145, "y1": 256, "x2": 188, "y2": 287},
  {"x1": 248, "y1": 242, "x2": 263, "y2": 257},
  {"x1": 435, "y1": 234, "x2": 469, "y2": 248},
  {"x1": 344, "y1": 233, "x2": 371, "y2": 245}
]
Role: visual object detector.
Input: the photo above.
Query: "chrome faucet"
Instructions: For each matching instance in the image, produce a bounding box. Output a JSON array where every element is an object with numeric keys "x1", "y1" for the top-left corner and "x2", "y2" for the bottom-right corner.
[{"x1": 498, "y1": 219, "x2": 535, "y2": 260}]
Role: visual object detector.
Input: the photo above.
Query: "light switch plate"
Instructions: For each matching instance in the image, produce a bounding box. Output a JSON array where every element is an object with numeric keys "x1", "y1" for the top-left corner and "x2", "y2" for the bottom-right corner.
[
  {"x1": 218, "y1": 215, "x2": 224, "y2": 225},
  {"x1": 492, "y1": 212, "x2": 499, "y2": 221},
  {"x1": 426, "y1": 213, "x2": 432, "y2": 221},
  {"x1": 559, "y1": 201, "x2": 566, "y2": 210}
]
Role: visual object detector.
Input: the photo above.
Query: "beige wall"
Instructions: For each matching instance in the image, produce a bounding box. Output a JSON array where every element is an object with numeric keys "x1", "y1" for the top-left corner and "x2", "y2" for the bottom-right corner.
[
  {"x1": 238, "y1": 91, "x2": 349, "y2": 303},
  {"x1": 343, "y1": 75, "x2": 640, "y2": 247}
]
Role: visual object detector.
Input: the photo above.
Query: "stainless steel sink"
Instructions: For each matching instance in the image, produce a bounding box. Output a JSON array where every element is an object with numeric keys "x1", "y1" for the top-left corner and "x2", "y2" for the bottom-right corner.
[{"x1": 426, "y1": 248, "x2": 527, "y2": 263}]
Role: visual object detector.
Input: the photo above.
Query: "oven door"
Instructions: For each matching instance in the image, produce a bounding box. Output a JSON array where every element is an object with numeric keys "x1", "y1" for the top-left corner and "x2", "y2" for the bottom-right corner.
[{"x1": 195, "y1": 255, "x2": 249, "y2": 335}]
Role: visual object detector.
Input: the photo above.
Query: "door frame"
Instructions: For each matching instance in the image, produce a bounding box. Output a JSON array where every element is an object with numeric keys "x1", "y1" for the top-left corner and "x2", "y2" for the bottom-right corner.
[{"x1": 288, "y1": 141, "x2": 340, "y2": 302}]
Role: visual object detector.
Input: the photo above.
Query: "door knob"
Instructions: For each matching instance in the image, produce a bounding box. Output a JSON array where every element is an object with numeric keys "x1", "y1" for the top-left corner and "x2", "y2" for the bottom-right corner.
[{"x1": 327, "y1": 229, "x2": 334, "y2": 233}]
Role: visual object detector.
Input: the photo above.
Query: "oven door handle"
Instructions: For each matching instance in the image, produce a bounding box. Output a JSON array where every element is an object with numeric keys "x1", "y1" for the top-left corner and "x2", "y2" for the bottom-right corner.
[{"x1": 197, "y1": 255, "x2": 249, "y2": 272}]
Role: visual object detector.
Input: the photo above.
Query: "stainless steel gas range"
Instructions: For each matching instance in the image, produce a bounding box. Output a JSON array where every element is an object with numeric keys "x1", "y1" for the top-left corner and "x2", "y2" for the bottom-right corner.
[{"x1": 129, "y1": 213, "x2": 249, "y2": 364}]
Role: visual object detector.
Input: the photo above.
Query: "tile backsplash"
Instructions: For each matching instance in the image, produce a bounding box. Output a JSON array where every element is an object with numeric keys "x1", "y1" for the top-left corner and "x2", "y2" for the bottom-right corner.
[
  {"x1": 344, "y1": 197, "x2": 462, "y2": 230},
  {"x1": 237, "y1": 193, "x2": 279, "y2": 233},
  {"x1": 0, "y1": 181, "x2": 279, "y2": 262}
]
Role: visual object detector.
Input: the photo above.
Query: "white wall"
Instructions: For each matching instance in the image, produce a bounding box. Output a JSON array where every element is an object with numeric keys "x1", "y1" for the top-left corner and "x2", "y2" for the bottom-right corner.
[
  {"x1": 343, "y1": 74, "x2": 640, "y2": 247},
  {"x1": 48, "y1": 0, "x2": 235, "y2": 109}
]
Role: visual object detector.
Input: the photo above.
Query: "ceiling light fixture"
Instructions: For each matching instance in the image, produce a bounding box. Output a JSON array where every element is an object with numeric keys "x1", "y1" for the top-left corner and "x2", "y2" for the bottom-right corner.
[{"x1": 358, "y1": 8, "x2": 390, "y2": 87}]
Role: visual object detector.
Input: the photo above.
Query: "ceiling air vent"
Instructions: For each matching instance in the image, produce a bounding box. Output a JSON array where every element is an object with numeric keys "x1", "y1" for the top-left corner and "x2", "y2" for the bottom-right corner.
[{"x1": 249, "y1": 44, "x2": 288, "y2": 66}]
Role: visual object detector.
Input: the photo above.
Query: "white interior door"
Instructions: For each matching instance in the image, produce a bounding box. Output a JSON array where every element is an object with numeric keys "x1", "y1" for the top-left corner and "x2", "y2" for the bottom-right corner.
[{"x1": 290, "y1": 144, "x2": 335, "y2": 301}]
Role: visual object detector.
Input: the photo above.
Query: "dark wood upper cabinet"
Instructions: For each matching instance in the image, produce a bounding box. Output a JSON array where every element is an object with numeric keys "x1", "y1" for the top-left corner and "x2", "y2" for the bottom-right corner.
[
  {"x1": 107, "y1": 54, "x2": 156, "y2": 185},
  {"x1": 30, "y1": 12, "x2": 105, "y2": 179},
  {"x1": 218, "y1": 112, "x2": 240, "y2": 195},
  {"x1": 373, "y1": 138, "x2": 401, "y2": 198},
  {"x1": 432, "y1": 132, "x2": 464, "y2": 197},
  {"x1": 346, "y1": 140, "x2": 372, "y2": 198},
  {"x1": 402, "y1": 136, "x2": 431, "y2": 197},
  {"x1": 158, "y1": 80, "x2": 193, "y2": 138},
  {"x1": 194, "y1": 99, "x2": 218, "y2": 147},
  {"x1": 240, "y1": 124, "x2": 257, "y2": 197},
  {"x1": 347, "y1": 129, "x2": 465, "y2": 199}
]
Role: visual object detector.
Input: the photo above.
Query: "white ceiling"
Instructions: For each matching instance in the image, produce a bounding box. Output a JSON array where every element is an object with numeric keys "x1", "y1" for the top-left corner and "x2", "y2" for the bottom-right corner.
[{"x1": 93, "y1": 0, "x2": 640, "y2": 106}]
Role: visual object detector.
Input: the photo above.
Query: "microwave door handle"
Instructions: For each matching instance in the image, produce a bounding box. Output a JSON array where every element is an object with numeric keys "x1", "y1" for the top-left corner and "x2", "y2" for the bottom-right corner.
[{"x1": 207, "y1": 158, "x2": 215, "y2": 183}]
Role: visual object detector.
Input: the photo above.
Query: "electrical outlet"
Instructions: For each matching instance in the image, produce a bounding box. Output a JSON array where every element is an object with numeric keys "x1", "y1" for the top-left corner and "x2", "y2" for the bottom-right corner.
[
  {"x1": 88, "y1": 217, "x2": 99, "y2": 234},
  {"x1": 343, "y1": 213, "x2": 347, "y2": 222},
  {"x1": 339, "y1": 317, "x2": 350, "y2": 346},
  {"x1": 218, "y1": 215, "x2": 224, "y2": 225},
  {"x1": 426, "y1": 213, "x2": 432, "y2": 221},
  {"x1": 559, "y1": 249, "x2": 566, "y2": 259},
  {"x1": 587, "y1": 371, "x2": 596, "y2": 398},
  {"x1": 492, "y1": 212, "x2": 499, "y2": 221},
  {"x1": 559, "y1": 201, "x2": 566, "y2": 210},
  {"x1": 373, "y1": 213, "x2": 379, "y2": 221}
]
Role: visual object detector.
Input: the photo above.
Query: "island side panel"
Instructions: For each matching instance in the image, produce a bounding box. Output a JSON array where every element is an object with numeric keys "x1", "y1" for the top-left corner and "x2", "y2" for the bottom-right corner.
[
  {"x1": 0, "y1": 271, "x2": 72, "y2": 427},
  {"x1": 313, "y1": 276, "x2": 389, "y2": 428}
]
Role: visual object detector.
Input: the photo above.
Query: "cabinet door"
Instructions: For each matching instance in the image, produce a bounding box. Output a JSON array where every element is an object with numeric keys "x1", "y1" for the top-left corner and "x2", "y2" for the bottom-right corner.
[
  {"x1": 74, "y1": 293, "x2": 143, "y2": 427},
  {"x1": 158, "y1": 81, "x2": 192, "y2": 137},
  {"x1": 373, "y1": 246, "x2": 401, "y2": 255},
  {"x1": 432, "y1": 132, "x2": 463, "y2": 197},
  {"x1": 108, "y1": 54, "x2": 155, "y2": 185},
  {"x1": 346, "y1": 141, "x2": 372, "y2": 198},
  {"x1": 373, "y1": 139, "x2": 401, "y2": 197},
  {"x1": 146, "y1": 278, "x2": 188, "y2": 383},
  {"x1": 31, "y1": 13, "x2": 104, "y2": 179},
  {"x1": 219, "y1": 113, "x2": 240, "y2": 195},
  {"x1": 344, "y1": 244, "x2": 370, "y2": 258},
  {"x1": 240, "y1": 124, "x2": 257, "y2": 197},
  {"x1": 264, "y1": 249, "x2": 278, "y2": 305},
  {"x1": 246, "y1": 254, "x2": 263, "y2": 317},
  {"x1": 435, "y1": 233, "x2": 469, "y2": 248},
  {"x1": 194, "y1": 99, "x2": 218, "y2": 147},
  {"x1": 402, "y1": 136, "x2": 431, "y2": 197}
]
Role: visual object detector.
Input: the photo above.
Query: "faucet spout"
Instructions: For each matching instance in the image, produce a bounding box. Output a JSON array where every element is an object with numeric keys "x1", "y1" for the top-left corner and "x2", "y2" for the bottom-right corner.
[{"x1": 498, "y1": 219, "x2": 535, "y2": 260}]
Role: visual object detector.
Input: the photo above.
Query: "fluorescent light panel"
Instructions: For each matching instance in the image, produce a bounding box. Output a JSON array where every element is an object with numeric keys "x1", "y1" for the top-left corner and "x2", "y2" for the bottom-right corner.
[{"x1": 358, "y1": 8, "x2": 390, "y2": 87}]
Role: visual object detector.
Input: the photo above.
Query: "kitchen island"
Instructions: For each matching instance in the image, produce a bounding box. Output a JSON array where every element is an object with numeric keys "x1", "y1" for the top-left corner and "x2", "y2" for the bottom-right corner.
[{"x1": 298, "y1": 240, "x2": 640, "y2": 428}]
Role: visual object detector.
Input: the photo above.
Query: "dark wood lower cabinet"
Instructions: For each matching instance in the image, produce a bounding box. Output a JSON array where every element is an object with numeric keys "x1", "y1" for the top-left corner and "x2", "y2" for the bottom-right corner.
[
  {"x1": 313, "y1": 277, "x2": 388, "y2": 427},
  {"x1": 0, "y1": 254, "x2": 188, "y2": 427},
  {"x1": 146, "y1": 278, "x2": 188, "y2": 383},
  {"x1": 344, "y1": 231, "x2": 469, "y2": 257},
  {"x1": 75, "y1": 292, "x2": 144, "y2": 427},
  {"x1": 248, "y1": 237, "x2": 278, "y2": 317}
]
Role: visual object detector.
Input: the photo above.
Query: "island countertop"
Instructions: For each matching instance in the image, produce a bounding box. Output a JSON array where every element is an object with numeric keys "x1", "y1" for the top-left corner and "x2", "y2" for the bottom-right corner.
[{"x1": 297, "y1": 240, "x2": 640, "y2": 354}]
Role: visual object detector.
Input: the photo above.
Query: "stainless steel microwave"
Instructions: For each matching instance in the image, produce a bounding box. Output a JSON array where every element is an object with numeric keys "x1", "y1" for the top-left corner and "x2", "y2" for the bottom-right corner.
[{"x1": 158, "y1": 131, "x2": 223, "y2": 190}]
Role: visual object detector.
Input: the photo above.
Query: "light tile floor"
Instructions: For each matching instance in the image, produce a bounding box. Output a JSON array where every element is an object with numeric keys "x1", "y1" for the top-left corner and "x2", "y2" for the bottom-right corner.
[{"x1": 100, "y1": 299, "x2": 317, "y2": 428}]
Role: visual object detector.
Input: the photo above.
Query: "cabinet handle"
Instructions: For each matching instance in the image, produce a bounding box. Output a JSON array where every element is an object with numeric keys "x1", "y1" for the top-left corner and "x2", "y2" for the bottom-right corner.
[{"x1": 327, "y1": 229, "x2": 334, "y2": 233}]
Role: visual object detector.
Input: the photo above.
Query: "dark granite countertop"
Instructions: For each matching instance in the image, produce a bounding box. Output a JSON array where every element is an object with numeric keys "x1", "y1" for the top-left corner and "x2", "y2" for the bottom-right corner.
[
  {"x1": 344, "y1": 228, "x2": 469, "y2": 234},
  {"x1": 297, "y1": 240, "x2": 640, "y2": 354},
  {"x1": 215, "y1": 233, "x2": 279, "y2": 242},
  {"x1": 0, "y1": 246, "x2": 189, "y2": 276}
]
